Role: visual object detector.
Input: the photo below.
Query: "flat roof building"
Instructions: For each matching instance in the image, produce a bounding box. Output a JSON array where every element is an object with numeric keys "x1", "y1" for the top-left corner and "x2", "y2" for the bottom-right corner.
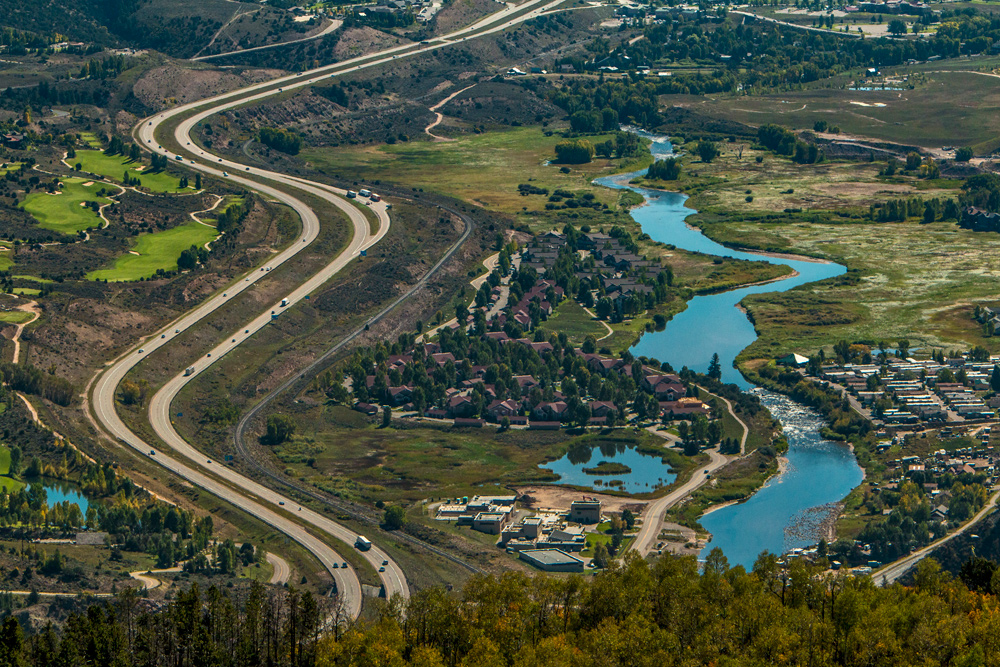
[
  {"x1": 473, "y1": 511, "x2": 511, "y2": 535},
  {"x1": 519, "y1": 549, "x2": 585, "y2": 573}
]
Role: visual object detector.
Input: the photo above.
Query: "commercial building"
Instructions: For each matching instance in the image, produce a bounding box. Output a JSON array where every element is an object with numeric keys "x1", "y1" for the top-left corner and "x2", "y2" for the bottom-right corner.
[
  {"x1": 519, "y1": 549, "x2": 585, "y2": 573},
  {"x1": 473, "y1": 511, "x2": 512, "y2": 535},
  {"x1": 569, "y1": 498, "x2": 602, "y2": 524}
]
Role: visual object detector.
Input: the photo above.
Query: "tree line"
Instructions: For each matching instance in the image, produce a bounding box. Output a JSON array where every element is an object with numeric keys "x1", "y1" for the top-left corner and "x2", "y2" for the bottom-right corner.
[
  {"x1": 5, "y1": 553, "x2": 1000, "y2": 666},
  {"x1": 0, "y1": 362, "x2": 75, "y2": 406}
]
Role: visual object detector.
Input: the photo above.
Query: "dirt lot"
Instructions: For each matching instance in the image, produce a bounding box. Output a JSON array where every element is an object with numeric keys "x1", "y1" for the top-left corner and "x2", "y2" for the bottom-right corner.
[{"x1": 516, "y1": 485, "x2": 647, "y2": 516}]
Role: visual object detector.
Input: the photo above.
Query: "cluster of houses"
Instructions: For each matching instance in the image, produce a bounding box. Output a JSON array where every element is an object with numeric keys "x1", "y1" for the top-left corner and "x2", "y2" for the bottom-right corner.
[
  {"x1": 803, "y1": 356, "x2": 998, "y2": 426},
  {"x1": 294, "y1": 0, "x2": 444, "y2": 22},
  {"x1": 435, "y1": 496, "x2": 608, "y2": 572},
  {"x1": 521, "y1": 231, "x2": 661, "y2": 309},
  {"x1": 614, "y1": 4, "x2": 701, "y2": 21},
  {"x1": 847, "y1": 0, "x2": 936, "y2": 16},
  {"x1": 974, "y1": 305, "x2": 1000, "y2": 335},
  {"x1": 356, "y1": 337, "x2": 710, "y2": 429},
  {"x1": 961, "y1": 207, "x2": 1000, "y2": 232},
  {"x1": 352, "y1": 229, "x2": 712, "y2": 429},
  {"x1": 876, "y1": 444, "x2": 996, "y2": 519}
]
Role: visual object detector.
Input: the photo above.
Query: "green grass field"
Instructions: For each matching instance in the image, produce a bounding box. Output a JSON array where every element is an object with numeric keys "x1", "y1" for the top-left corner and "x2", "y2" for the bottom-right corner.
[
  {"x1": 22, "y1": 178, "x2": 113, "y2": 234},
  {"x1": 79, "y1": 132, "x2": 102, "y2": 149},
  {"x1": 73, "y1": 150, "x2": 188, "y2": 193},
  {"x1": 0, "y1": 444, "x2": 21, "y2": 491},
  {"x1": 301, "y1": 127, "x2": 645, "y2": 215},
  {"x1": 538, "y1": 300, "x2": 609, "y2": 344},
  {"x1": 0, "y1": 311, "x2": 34, "y2": 324},
  {"x1": 0, "y1": 477, "x2": 23, "y2": 491},
  {"x1": 88, "y1": 219, "x2": 218, "y2": 282},
  {"x1": 0, "y1": 250, "x2": 12, "y2": 272}
]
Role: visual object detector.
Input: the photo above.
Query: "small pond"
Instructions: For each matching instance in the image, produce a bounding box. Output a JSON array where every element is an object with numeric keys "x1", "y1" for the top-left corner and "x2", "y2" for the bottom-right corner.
[
  {"x1": 542, "y1": 444, "x2": 676, "y2": 494},
  {"x1": 30, "y1": 482, "x2": 90, "y2": 513}
]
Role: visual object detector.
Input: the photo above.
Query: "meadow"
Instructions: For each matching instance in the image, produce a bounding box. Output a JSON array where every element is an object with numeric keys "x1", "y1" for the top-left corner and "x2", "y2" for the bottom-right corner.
[
  {"x1": 683, "y1": 68, "x2": 1000, "y2": 154},
  {"x1": 537, "y1": 300, "x2": 609, "y2": 344},
  {"x1": 708, "y1": 216, "x2": 1000, "y2": 361},
  {"x1": 87, "y1": 219, "x2": 218, "y2": 282},
  {"x1": 301, "y1": 127, "x2": 645, "y2": 215},
  {"x1": 73, "y1": 150, "x2": 188, "y2": 193},
  {"x1": 22, "y1": 178, "x2": 113, "y2": 234}
]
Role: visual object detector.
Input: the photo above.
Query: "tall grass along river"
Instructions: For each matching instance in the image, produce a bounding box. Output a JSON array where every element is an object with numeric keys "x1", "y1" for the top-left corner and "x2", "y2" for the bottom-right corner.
[{"x1": 595, "y1": 132, "x2": 864, "y2": 568}]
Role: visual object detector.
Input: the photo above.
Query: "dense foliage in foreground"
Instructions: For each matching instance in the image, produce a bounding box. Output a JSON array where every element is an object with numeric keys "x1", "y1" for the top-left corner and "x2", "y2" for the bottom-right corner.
[{"x1": 5, "y1": 553, "x2": 1000, "y2": 667}]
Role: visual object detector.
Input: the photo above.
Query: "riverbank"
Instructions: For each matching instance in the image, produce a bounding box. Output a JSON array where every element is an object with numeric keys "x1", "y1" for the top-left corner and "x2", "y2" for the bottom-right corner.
[{"x1": 596, "y1": 128, "x2": 863, "y2": 567}]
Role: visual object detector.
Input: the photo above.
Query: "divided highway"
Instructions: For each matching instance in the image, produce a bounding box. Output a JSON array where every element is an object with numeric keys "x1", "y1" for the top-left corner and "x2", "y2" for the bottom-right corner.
[{"x1": 90, "y1": 0, "x2": 570, "y2": 620}]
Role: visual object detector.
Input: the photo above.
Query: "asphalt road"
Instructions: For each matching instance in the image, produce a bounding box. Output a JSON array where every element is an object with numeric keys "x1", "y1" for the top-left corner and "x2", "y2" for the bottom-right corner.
[
  {"x1": 91, "y1": 0, "x2": 569, "y2": 619},
  {"x1": 192, "y1": 19, "x2": 344, "y2": 62},
  {"x1": 267, "y1": 552, "x2": 291, "y2": 585},
  {"x1": 631, "y1": 446, "x2": 729, "y2": 556},
  {"x1": 875, "y1": 488, "x2": 1000, "y2": 585}
]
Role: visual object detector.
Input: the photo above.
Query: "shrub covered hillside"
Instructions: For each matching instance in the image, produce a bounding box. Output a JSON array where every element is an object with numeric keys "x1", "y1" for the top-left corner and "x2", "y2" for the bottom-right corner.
[{"x1": 5, "y1": 552, "x2": 1000, "y2": 666}]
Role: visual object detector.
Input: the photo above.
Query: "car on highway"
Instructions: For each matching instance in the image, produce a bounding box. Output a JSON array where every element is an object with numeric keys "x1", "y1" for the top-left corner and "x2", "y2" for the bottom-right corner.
[
  {"x1": 222, "y1": 172, "x2": 228, "y2": 177},
  {"x1": 382, "y1": 560, "x2": 388, "y2": 566},
  {"x1": 379, "y1": 567, "x2": 385, "y2": 572},
  {"x1": 279, "y1": 501, "x2": 285, "y2": 506},
  {"x1": 332, "y1": 563, "x2": 338, "y2": 569},
  {"x1": 342, "y1": 562, "x2": 347, "y2": 568},
  {"x1": 206, "y1": 460, "x2": 211, "y2": 464},
  {"x1": 149, "y1": 450, "x2": 155, "y2": 456},
  {"x1": 138, "y1": 349, "x2": 144, "y2": 354}
]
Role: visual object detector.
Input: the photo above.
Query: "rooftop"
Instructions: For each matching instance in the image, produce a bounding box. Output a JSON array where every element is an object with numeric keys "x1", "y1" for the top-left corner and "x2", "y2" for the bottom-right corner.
[{"x1": 519, "y1": 549, "x2": 584, "y2": 566}]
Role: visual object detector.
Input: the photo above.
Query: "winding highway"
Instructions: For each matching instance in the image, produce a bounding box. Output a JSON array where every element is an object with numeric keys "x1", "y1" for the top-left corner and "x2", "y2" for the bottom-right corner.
[{"x1": 89, "y1": 0, "x2": 570, "y2": 620}]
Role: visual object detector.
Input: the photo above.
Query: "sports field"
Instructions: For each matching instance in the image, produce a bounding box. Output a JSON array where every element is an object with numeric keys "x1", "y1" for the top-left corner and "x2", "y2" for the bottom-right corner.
[
  {"x1": 73, "y1": 150, "x2": 188, "y2": 193},
  {"x1": 87, "y1": 219, "x2": 218, "y2": 282},
  {"x1": 22, "y1": 178, "x2": 113, "y2": 233}
]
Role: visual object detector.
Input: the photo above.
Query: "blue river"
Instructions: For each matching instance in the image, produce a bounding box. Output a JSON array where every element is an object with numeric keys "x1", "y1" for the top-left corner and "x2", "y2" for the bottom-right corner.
[{"x1": 594, "y1": 132, "x2": 865, "y2": 569}]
